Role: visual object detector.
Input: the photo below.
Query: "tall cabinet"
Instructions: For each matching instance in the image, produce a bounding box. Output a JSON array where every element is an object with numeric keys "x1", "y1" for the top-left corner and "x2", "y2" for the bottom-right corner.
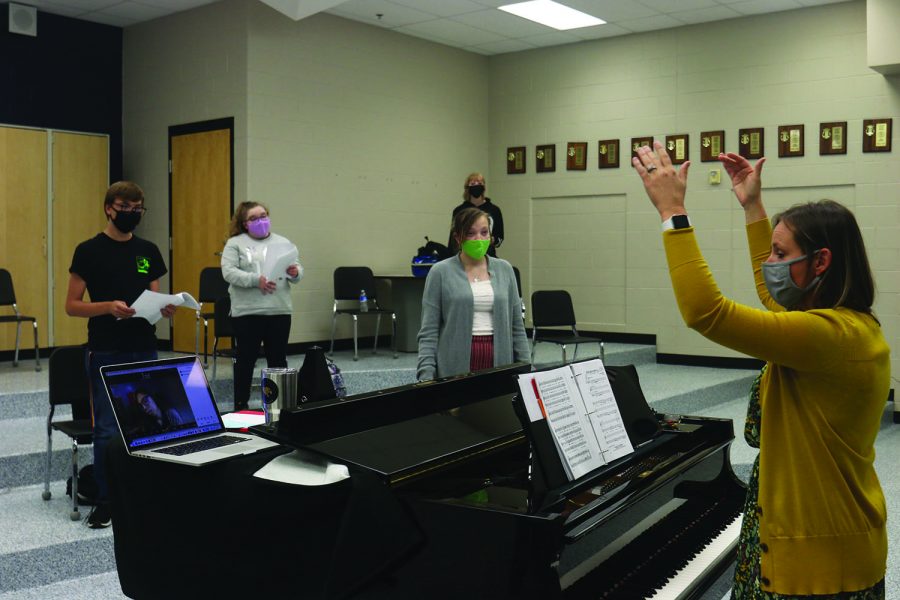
[{"x1": 0, "y1": 125, "x2": 109, "y2": 352}]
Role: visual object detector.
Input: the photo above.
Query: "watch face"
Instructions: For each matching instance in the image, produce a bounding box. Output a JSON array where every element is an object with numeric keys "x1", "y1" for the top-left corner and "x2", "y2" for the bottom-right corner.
[{"x1": 672, "y1": 215, "x2": 690, "y2": 229}]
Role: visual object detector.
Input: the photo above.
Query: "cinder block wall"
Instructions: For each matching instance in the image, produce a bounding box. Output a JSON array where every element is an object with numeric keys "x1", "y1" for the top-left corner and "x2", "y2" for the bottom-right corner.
[{"x1": 489, "y1": 0, "x2": 899, "y2": 377}]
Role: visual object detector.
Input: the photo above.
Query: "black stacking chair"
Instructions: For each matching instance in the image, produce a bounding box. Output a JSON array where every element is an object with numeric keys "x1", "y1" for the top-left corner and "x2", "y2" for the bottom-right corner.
[
  {"x1": 530, "y1": 290, "x2": 604, "y2": 365},
  {"x1": 0, "y1": 268, "x2": 41, "y2": 371},
  {"x1": 329, "y1": 267, "x2": 397, "y2": 361},
  {"x1": 212, "y1": 294, "x2": 235, "y2": 380},
  {"x1": 195, "y1": 267, "x2": 229, "y2": 367},
  {"x1": 42, "y1": 346, "x2": 93, "y2": 520},
  {"x1": 512, "y1": 266, "x2": 525, "y2": 321}
]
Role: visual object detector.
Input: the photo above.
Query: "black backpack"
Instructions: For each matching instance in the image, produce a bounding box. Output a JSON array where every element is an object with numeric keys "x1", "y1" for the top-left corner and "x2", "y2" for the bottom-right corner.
[
  {"x1": 418, "y1": 237, "x2": 451, "y2": 261},
  {"x1": 66, "y1": 464, "x2": 99, "y2": 506}
]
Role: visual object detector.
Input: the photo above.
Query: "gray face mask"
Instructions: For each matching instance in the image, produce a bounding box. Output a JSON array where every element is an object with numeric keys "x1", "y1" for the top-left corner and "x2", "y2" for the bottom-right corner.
[{"x1": 761, "y1": 253, "x2": 820, "y2": 309}]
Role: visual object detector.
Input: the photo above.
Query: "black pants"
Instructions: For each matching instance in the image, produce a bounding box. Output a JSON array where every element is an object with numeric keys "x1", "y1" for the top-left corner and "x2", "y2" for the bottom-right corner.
[{"x1": 231, "y1": 314, "x2": 291, "y2": 408}]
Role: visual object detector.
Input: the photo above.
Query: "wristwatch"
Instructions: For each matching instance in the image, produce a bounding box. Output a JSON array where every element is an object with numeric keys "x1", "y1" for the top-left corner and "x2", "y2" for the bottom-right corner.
[{"x1": 661, "y1": 214, "x2": 691, "y2": 231}]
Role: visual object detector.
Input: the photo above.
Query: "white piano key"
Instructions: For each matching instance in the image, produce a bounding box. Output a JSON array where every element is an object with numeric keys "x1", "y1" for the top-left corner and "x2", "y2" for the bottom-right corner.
[{"x1": 645, "y1": 513, "x2": 743, "y2": 600}]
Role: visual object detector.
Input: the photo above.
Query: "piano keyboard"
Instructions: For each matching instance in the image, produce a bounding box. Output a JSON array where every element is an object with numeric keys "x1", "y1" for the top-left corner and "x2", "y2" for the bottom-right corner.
[
  {"x1": 563, "y1": 496, "x2": 742, "y2": 600},
  {"x1": 645, "y1": 513, "x2": 742, "y2": 600}
]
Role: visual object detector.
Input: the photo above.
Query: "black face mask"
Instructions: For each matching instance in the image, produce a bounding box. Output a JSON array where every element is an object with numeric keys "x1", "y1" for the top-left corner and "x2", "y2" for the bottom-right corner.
[
  {"x1": 468, "y1": 184, "x2": 485, "y2": 198},
  {"x1": 112, "y1": 209, "x2": 142, "y2": 233}
]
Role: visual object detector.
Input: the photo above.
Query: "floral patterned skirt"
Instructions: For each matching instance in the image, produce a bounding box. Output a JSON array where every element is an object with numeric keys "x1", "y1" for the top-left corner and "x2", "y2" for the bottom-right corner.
[{"x1": 731, "y1": 368, "x2": 884, "y2": 600}]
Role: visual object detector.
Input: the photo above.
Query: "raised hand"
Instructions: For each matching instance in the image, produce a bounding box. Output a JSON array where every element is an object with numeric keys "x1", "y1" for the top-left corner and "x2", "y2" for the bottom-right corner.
[
  {"x1": 717, "y1": 153, "x2": 767, "y2": 223},
  {"x1": 717, "y1": 153, "x2": 765, "y2": 207},
  {"x1": 631, "y1": 140, "x2": 690, "y2": 220}
]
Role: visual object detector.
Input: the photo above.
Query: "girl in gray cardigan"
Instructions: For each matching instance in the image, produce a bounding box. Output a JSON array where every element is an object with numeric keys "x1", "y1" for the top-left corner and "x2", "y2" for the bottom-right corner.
[{"x1": 417, "y1": 208, "x2": 530, "y2": 381}]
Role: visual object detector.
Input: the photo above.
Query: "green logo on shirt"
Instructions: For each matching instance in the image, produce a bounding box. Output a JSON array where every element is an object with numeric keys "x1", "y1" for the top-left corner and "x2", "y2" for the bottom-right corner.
[{"x1": 136, "y1": 256, "x2": 150, "y2": 274}]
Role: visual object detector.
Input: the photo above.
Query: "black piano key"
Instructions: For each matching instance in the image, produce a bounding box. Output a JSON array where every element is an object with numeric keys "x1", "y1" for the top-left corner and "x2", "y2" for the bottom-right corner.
[{"x1": 565, "y1": 495, "x2": 741, "y2": 599}]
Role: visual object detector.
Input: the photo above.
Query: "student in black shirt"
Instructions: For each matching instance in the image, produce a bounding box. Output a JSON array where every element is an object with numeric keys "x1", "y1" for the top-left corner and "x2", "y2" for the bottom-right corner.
[
  {"x1": 65, "y1": 181, "x2": 175, "y2": 529},
  {"x1": 448, "y1": 172, "x2": 504, "y2": 257}
]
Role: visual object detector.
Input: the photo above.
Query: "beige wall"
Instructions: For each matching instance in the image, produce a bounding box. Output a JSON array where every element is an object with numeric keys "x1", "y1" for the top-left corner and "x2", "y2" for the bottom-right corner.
[
  {"x1": 244, "y1": 4, "x2": 489, "y2": 341},
  {"x1": 123, "y1": 0, "x2": 488, "y2": 343},
  {"x1": 123, "y1": 0, "x2": 251, "y2": 340},
  {"x1": 488, "y1": 0, "x2": 899, "y2": 379}
]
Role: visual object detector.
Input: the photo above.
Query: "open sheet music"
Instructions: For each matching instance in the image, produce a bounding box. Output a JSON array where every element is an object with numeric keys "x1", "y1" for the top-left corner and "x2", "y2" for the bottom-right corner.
[{"x1": 517, "y1": 359, "x2": 634, "y2": 481}]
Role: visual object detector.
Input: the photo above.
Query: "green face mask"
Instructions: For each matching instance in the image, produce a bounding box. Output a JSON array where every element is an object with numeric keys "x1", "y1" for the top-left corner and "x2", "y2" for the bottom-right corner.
[{"x1": 461, "y1": 239, "x2": 490, "y2": 260}]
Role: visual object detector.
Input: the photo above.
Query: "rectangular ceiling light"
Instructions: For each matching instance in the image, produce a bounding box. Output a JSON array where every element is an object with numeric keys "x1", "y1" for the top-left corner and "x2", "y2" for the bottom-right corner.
[{"x1": 498, "y1": 0, "x2": 605, "y2": 31}]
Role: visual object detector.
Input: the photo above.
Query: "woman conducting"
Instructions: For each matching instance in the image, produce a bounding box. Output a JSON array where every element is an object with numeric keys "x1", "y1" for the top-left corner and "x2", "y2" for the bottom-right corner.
[
  {"x1": 417, "y1": 207, "x2": 530, "y2": 381},
  {"x1": 221, "y1": 201, "x2": 302, "y2": 411},
  {"x1": 632, "y1": 141, "x2": 887, "y2": 599}
]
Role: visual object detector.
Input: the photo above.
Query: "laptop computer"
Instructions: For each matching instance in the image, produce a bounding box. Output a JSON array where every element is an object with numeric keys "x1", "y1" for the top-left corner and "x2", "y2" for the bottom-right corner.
[{"x1": 100, "y1": 355, "x2": 279, "y2": 466}]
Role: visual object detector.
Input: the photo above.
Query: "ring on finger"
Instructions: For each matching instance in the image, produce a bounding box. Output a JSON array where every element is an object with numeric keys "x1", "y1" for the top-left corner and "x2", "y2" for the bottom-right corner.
[{"x1": 646, "y1": 164, "x2": 658, "y2": 173}]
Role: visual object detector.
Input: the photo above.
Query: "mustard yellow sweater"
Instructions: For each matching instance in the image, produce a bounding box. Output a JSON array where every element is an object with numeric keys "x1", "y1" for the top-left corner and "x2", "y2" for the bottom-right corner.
[{"x1": 663, "y1": 220, "x2": 889, "y2": 595}]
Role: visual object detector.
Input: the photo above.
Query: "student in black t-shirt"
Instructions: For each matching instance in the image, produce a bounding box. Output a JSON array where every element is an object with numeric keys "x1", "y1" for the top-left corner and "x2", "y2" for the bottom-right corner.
[
  {"x1": 65, "y1": 181, "x2": 176, "y2": 529},
  {"x1": 448, "y1": 172, "x2": 504, "y2": 257}
]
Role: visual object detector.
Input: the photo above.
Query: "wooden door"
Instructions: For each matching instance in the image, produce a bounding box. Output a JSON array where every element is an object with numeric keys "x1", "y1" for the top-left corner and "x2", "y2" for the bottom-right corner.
[
  {"x1": 170, "y1": 120, "x2": 233, "y2": 353},
  {"x1": 0, "y1": 126, "x2": 48, "y2": 352},
  {"x1": 52, "y1": 132, "x2": 110, "y2": 346}
]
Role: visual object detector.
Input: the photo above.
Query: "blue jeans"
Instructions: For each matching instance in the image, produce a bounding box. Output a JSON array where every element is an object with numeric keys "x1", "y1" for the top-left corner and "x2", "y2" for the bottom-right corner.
[{"x1": 86, "y1": 349, "x2": 158, "y2": 502}]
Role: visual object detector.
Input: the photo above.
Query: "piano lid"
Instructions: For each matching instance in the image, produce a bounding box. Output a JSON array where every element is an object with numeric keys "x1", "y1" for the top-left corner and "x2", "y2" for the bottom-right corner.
[
  {"x1": 308, "y1": 391, "x2": 527, "y2": 484},
  {"x1": 274, "y1": 362, "x2": 531, "y2": 446}
]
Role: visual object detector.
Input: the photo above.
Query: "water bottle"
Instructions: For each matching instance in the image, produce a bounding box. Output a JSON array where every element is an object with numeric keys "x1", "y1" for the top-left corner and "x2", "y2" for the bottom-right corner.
[{"x1": 359, "y1": 289, "x2": 368, "y2": 312}]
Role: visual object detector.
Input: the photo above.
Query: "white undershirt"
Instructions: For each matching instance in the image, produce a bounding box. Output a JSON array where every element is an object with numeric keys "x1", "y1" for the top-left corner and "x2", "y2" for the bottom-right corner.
[{"x1": 470, "y1": 279, "x2": 494, "y2": 336}]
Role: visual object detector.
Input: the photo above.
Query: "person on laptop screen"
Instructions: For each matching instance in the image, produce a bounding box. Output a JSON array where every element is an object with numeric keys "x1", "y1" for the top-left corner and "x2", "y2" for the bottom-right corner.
[
  {"x1": 65, "y1": 181, "x2": 176, "y2": 529},
  {"x1": 130, "y1": 390, "x2": 186, "y2": 433}
]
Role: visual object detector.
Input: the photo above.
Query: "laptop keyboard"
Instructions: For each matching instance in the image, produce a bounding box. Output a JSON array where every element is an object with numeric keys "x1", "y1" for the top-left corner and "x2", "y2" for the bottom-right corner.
[{"x1": 153, "y1": 435, "x2": 249, "y2": 456}]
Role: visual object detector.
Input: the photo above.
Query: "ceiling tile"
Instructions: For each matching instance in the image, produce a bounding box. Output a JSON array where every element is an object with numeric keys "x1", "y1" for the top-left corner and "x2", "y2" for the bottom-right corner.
[
  {"x1": 615, "y1": 14, "x2": 686, "y2": 32},
  {"x1": 472, "y1": 38, "x2": 538, "y2": 54},
  {"x1": 31, "y1": 0, "x2": 119, "y2": 11},
  {"x1": 670, "y1": 5, "x2": 742, "y2": 24},
  {"x1": 731, "y1": 0, "x2": 803, "y2": 15},
  {"x1": 517, "y1": 30, "x2": 584, "y2": 48},
  {"x1": 102, "y1": 1, "x2": 171, "y2": 20},
  {"x1": 795, "y1": 0, "x2": 852, "y2": 5},
  {"x1": 565, "y1": 0, "x2": 658, "y2": 22},
  {"x1": 134, "y1": 0, "x2": 218, "y2": 9},
  {"x1": 79, "y1": 11, "x2": 138, "y2": 26},
  {"x1": 327, "y1": 0, "x2": 436, "y2": 27},
  {"x1": 28, "y1": 2, "x2": 84, "y2": 17},
  {"x1": 637, "y1": 0, "x2": 720, "y2": 11},
  {"x1": 569, "y1": 23, "x2": 634, "y2": 41},
  {"x1": 450, "y1": 8, "x2": 550, "y2": 38},
  {"x1": 387, "y1": 0, "x2": 484, "y2": 18},
  {"x1": 397, "y1": 18, "x2": 506, "y2": 46}
]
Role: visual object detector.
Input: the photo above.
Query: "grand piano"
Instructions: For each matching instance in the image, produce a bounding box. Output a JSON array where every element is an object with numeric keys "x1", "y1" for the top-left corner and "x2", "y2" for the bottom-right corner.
[{"x1": 264, "y1": 361, "x2": 747, "y2": 600}]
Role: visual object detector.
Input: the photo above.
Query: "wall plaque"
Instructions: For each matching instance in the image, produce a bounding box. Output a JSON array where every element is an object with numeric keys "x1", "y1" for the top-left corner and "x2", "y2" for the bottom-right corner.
[
  {"x1": 738, "y1": 128, "x2": 764, "y2": 160},
  {"x1": 777, "y1": 125, "x2": 804, "y2": 158},
  {"x1": 506, "y1": 146, "x2": 526, "y2": 174},
  {"x1": 631, "y1": 137, "x2": 653, "y2": 164},
  {"x1": 819, "y1": 122, "x2": 847, "y2": 155},
  {"x1": 566, "y1": 142, "x2": 587, "y2": 170},
  {"x1": 598, "y1": 139, "x2": 619, "y2": 169},
  {"x1": 536, "y1": 144, "x2": 556, "y2": 172},
  {"x1": 665, "y1": 134, "x2": 689, "y2": 165},
  {"x1": 863, "y1": 118, "x2": 892, "y2": 153},
  {"x1": 700, "y1": 131, "x2": 724, "y2": 162}
]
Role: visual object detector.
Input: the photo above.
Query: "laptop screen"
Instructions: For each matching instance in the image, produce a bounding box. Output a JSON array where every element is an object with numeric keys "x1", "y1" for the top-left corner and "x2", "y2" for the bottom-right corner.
[{"x1": 101, "y1": 357, "x2": 224, "y2": 450}]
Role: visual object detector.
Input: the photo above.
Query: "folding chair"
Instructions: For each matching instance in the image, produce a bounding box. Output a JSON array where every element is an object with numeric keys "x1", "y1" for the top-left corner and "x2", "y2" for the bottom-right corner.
[
  {"x1": 512, "y1": 265, "x2": 525, "y2": 321},
  {"x1": 0, "y1": 268, "x2": 41, "y2": 370},
  {"x1": 212, "y1": 294, "x2": 235, "y2": 380},
  {"x1": 42, "y1": 346, "x2": 93, "y2": 520},
  {"x1": 530, "y1": 290, "x2": 604, "y2": 365},
  {"x1": 195, "y1": 267, "x2": 229, "y2": 367},
  {"x1": 329, "y1": 267, "x2": 397, "y2": 361}
]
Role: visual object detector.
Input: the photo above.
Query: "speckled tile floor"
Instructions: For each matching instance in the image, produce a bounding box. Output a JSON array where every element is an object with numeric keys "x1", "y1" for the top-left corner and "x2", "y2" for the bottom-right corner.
[{"x1": 1, "y1": 344, "x2": 897, "y2": 600}]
